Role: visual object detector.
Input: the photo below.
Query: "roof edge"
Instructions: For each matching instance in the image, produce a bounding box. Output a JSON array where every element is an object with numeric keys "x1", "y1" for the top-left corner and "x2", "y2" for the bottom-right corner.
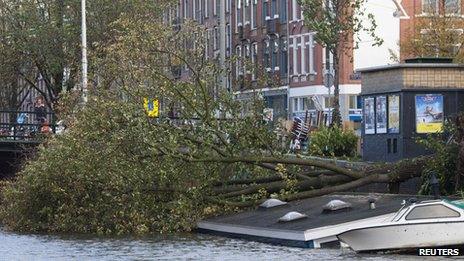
[{"x1": 357, "y1": 63, "x2": 464, "y2": 73}]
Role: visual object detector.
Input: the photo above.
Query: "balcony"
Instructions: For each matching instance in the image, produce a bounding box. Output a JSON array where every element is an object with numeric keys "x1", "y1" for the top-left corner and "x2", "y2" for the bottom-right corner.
[{"x1": 266, "y1": 18, "x2": 277, "y2": 34}]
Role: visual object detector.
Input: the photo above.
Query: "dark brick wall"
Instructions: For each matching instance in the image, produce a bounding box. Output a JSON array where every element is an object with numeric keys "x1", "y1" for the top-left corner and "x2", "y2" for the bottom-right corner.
[{"x1": 362, "y1": 90, "x2": 464, "y2": 162}]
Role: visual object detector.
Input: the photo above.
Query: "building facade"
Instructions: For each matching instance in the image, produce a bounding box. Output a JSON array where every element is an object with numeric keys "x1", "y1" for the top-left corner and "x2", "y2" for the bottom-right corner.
[
  {"x1": 399, "y1": 0, "x2": 464, "y2": 60},
  {"x1": 168, "y1": 0, "x2": 400, "y2": 125},
  {"x1": 232, "y1": 0, "x2": 289, "y2": 121}
]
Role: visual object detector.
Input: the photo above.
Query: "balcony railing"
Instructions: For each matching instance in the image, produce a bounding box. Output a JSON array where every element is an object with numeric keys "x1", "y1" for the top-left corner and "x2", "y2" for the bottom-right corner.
[{"x1": 0, "y1": 110, "x2": 57, "y2": 142}]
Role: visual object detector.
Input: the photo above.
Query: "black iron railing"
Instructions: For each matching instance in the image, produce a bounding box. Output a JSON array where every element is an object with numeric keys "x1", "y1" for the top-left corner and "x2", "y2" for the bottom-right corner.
[{"x1": 0, "y1": 110, "x2": 57, "y2": 141}]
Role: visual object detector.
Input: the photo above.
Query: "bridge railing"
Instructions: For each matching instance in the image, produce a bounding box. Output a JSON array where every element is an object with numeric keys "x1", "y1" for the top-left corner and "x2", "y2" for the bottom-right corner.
[{"x1": 0, "y1": 110, "x2": 57, "y2": 141}]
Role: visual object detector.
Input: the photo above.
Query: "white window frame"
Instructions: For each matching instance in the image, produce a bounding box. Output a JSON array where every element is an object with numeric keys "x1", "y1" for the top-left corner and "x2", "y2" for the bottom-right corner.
[
  {"x1": 445, "y1": 0, "x2": 461, "y2": 15},
  {"x1": 422, "y1": 0, "x2": 439, "y2": 15},
  {"x1": 204, "y1": 0, "x2": 209, "y2": 18},
  {"x1": 237, "y1": 0, "x2": 243, "y2": 28},
  {"x1": 226, "y1": 0, "x2": 230, "y2": 13},
  {"x1": 213, "y1": 0, "x2": 217, "y2": 16},
  {"x1": 251, "y1": 42, "x2": 258, "y2": 80},
  {"x1": 251, "y1": 0, "x2": 257, "y2": 29},
  {"x1": 301, "y1": 35, "x2": 306, "y2": 74},
  {"x1": 292, "y1": 0, "x2": 297, "y2": 22},
  {"x1": 292, "y1": 37, "x2": 298, "y2": 76},
  {"x1": 193, "y1": 0, "x2": 196, "y2": 20},
  {"x1": 236, "y1": 45, "x2": 243, "y2": 77},
  {"x1": 244, "y1": 0, "x2": 251, "y2": 25},
  {"x1": 183, "y1": 0, "x2": 188, "y2": 19}
]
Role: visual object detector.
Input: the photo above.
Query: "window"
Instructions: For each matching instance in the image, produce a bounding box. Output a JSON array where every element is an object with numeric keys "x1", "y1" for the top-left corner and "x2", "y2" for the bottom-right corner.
[
  {"x1": 292, "y1": 37, "x2": 298, "y2": 75},
  {"x1": 309, "y1": 34, "x2": 315, "y2": 74},
  {"x1": 271, "y1": 0, "x2": 278, "y2": 18},
  {"x1": 183, "y1": 0, "x2": 188, "y2": 19},
  {"x1": 280, "y1": 37, "x2": 288, "y2": 76},
  {"x1": 213, "y1": 26, "x2": 219, "y2": 50},
  {"x1": 251, "y1": 0, "x2": 258, "y2": 29},
  {"x1": 293, "y1": 98, "x2": 299, "y2": 112},
  {"x1": 303, "y1": 97, "x2": 316, "y2": 110},
  {"x1": 236, "y1": 45, "x2": 242, "y2": 77},
  {"x1": 292, "y1": 0, "x2": 298, "y2": 21},
  {"x1": 213, "y1": 0, "x2": 217, "y2": 16},
  {"x1": 263, "y1": 0, "x2": 269, "y2": 23},
  {"x1": 421, "y1": 28, "x2": 462, "y2": 56},
  {"x1": 204, "y1": 0, "x2": 209, "y2": 18},
  {"x1": 205, "y1": 29, "x2": 211, "y2": 57},
  {"x1": 302, "y1": 35, "x2": 315, "y2": 74},
  {"x1": 349, "y1": 95, "x2": 359, "y2": 109},
  {"x1": 280, "y1": 0, "x2": 287, "y2": 22},
  {"x1": 422, "y1": 0, "x2": 438, "y2": 14},
  {"x1": 445, "y1": 0, "x2": 461, "y2": 14},
  {"x1": 405, "y1": 204, "x2": 460, "y2": 220},
  {"x1": 324, "y1": 97, "x2": 332, "y2": 108},
  {"x1": 245, "y1": 0, "x2": 251, "y2": 25},
  {"x1": 237, "y1": 0, "x2": 243, "y2": 26},
  {"x1": 289, "y1": 38, "x2": 294, "y2": 75},
  {"x1": 296, "y1": 37, "x2": 302, "y2": 75},
  {"x1": 245, "y1": 43, "x2": 251, "y2": 73},
  {"x1": 193, "y1": 0, "x2": 198, "y2": 20},
  {"x1": 302, "y1": 36, "x2": 307, "y2": 74},
  {"x1": 298, "y1": 98, "x2": 305, "y2": 112},
  {"x1": 251, "y1": 42, "x2": 258, "y2": 80},
  {"x1": 263, "y1": 39, "x2": 270, "y2": 69},
  {"x1": 226, "y1": 24, "x2": 231, "y2": 54},
  {"x1": 271, "y1": 37, "x2": 279, "y2": 70}
]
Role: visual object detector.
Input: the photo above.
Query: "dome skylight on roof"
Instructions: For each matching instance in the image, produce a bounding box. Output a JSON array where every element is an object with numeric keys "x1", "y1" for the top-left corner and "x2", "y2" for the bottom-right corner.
[
  {"x1": 278, "y1": 211, "x2": 308, "y2": 222},
  {"x1": 259, "y1": 198, "x2": 288, "y2": 209},
  {"x1": 322, "y1": 199, "x2": 352, "y2": 212}
]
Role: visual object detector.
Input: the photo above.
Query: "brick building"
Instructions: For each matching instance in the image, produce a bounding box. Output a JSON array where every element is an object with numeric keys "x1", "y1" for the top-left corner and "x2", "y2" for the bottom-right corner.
[
  {"x1": 232, "y1": 0, "x2": 289, "y2": 121},
  {"x1": 167, "y1": 1, "x2": 399, "y2": 124},
  {"x1": 398, "y1": 0, "x2": 464, "y2": 60},
  {"x1": 287, "y1": 1, "x2": 362, "y2": 125}
]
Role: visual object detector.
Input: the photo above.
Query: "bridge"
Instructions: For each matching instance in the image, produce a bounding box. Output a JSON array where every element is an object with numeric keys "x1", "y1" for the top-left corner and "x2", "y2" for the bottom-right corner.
[{"x1": 0, "y1": 110, "x2": 57, "y2": 178}]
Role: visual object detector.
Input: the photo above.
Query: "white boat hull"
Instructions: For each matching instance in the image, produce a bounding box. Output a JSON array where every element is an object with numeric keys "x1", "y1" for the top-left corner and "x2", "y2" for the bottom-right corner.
[{"x1": 338, "y1": 222, "x2": 464, "y2": 252}]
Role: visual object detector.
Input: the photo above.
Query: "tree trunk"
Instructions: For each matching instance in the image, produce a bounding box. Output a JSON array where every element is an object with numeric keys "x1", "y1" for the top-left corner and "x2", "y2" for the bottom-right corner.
[
  {"x1": 331, "y1": 49, "x2": 342, "y2": 127},
  {"x1": 217, "y1": 174, "x2": 352, "y2": 198},
  {"x1": 214, "y1": 156, "x2": 430, "y2": 207}
]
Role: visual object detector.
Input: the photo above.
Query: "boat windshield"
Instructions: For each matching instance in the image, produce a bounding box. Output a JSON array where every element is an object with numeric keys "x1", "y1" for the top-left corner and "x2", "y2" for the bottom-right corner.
[{"x1": 448, "y1": 200, "x2": 464, "y2": 210}]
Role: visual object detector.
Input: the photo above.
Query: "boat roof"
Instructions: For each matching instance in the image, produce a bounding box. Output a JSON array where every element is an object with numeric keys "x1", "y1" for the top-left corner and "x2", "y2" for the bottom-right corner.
[{"x1": 202, "y1": 193, "x2": 439, "y2": 232}]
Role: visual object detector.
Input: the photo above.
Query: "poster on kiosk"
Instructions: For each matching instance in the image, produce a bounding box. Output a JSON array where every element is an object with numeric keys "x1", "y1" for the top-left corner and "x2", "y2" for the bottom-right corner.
[{"x1": 415, "y1": 94, "x2": 444, "y2": 134}]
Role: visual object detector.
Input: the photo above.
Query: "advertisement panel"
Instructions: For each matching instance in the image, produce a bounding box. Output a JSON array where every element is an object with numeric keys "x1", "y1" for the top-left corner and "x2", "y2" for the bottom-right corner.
[
  {"x1": 388, "y1": 95, "x2": 400, "y2": 133},
  {"x1": 364, "y1": 97, "x2": 375, "y2": 134},
  {"x1": 415, "y1": 94, "x2": 444, "y2": 133},
  {"x1": 376, "y1": 96, "x2": 387, "y2": 134}
]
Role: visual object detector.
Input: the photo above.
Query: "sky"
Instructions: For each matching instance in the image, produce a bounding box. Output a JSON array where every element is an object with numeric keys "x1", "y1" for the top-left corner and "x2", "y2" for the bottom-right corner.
[{"x1": 354, "y1": 0, "x2": 401, "y2": 70}]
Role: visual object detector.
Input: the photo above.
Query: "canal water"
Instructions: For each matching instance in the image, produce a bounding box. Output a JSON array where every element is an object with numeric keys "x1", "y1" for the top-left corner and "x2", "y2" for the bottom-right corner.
[{"x1": 0, "y1": 228, "x2": 454, "y2": 260}]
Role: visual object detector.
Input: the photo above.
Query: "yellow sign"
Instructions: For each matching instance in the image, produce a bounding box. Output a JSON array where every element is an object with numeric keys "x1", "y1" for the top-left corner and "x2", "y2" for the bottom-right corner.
[
  {"x1": 144, "y1": 98, "x2": 159, "y2": 118},
  {"x1": 417, "y1": 122, "x2": 443, "y2": 133}
]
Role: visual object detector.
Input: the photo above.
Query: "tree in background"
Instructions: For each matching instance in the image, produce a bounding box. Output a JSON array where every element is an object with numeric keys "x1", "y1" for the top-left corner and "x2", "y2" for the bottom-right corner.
[
  {"x1": 0, "y1": 0, "x2": 174, "y2": 109},
  {"x1": 401, "y1": 3, "x2": 464, "y2": 62},
  {"x1": 298, "y1": 0, "x2": 383, "y2": 126}
]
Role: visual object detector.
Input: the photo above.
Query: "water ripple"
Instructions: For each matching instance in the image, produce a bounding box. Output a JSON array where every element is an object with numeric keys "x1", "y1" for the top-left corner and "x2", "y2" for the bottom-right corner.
[{"x1": 0, "y1": 228, "x2": 457, "y2": 261}]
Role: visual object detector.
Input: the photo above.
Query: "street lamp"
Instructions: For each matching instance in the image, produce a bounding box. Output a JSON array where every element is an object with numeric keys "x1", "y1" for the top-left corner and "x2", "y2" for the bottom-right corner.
[{"x1": 81, "y1": 0, "x2": 88, "y2": 103}]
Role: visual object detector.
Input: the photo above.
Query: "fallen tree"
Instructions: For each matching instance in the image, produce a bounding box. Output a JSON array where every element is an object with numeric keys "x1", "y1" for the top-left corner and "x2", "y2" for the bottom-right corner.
[{"x1": 0, "y1": 9, "x2": 449, "y2": 236}]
